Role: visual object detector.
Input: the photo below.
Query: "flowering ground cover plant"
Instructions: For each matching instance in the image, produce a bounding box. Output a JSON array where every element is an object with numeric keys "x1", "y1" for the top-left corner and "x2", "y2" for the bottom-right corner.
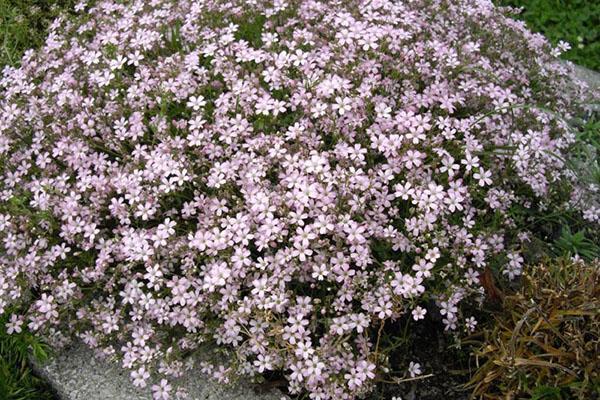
[{"x1": 0, "y1": 0, "x2": 598, "y2": 399}]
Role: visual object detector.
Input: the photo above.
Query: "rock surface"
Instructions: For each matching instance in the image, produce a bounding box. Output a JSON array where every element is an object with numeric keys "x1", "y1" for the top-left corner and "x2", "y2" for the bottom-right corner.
[
  {"x1": 566, "y1": 62, "x2": 600, "y2": 114},
  {"x1": 32, "y1": 342, "x2": 284, "y2": 400},
  {"x1": 570, "y1": 63, "x2": 600, "y2": 92}
]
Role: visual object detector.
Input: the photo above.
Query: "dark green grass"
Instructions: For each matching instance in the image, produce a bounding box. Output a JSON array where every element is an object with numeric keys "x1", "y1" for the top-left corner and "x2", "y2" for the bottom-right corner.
[
  {"x1": 497, "y1": 0, "x2": 600, "y2": 71},
  {"x1": 0, "y1": 311, "x2": 56, "y2": 400},
  {"x1": 0, "y1": 0, "x2": 76, "y2": 67}
]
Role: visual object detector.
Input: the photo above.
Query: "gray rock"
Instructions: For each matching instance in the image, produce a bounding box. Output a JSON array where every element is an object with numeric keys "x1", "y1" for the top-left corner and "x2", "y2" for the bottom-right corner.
[
  {"x1": 562, "y1": 61, "x2": 600, "y2": 115},
  {"x1": 569, "y1": 63, "x2": 600, "y2": 92},
  {"x1": 32, "y1": 343, "x2": 285, "y2": 400}
]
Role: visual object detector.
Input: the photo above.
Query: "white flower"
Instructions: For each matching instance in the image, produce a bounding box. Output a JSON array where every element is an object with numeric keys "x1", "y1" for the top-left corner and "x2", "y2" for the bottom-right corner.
[
  {"x1": 186, "y1": 95, "x2": 206, "y2": 111},
  {"x1": 474, "y1": 168, "x2": 492, "y2": 187},
  {"x1": 131, "y1": 366, "x2": 150, "y2": 388},
  {"x1": 465, "y1": 316, "x2": 478, "y2": 332},
  {"x1": 408, "y1": 361, "x2": 422, "y2": 378},
  {"x1": 332, "y1": 96, "x2": 353, "y2": 115},
  {"x1": 411, "y1": 306, "x2": 427, "y2": 321},
  {"x1": 6, "y1": 314, "x2": 23, "y2": 334},
  {"x1": 152, "y1": 379, "x2": 171, "y2": 400}
]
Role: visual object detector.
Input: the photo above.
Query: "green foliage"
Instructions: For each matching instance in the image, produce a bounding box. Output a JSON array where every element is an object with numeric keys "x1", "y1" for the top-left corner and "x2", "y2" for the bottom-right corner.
[
  {"x1": 0, "y1": 0, "x2": 76, "y2": 67},
  {"x1": 466, "y1": 259, "x2": 600, "y2": 400},
  {"x1": 509, "y1": 109, "x2": 600, "y2": 266},
  {"x1": 555, "y1": 113, "x2": 600, "y2": 260},
  {"x1": 0, "y1": 312, "x2": 55, "y2": 400},
  {"x1": 497, "y1": 0, "x2": 600, "y2": 71},
  {"x1": 553, "y1": 226, "x2": 599, "y2": 261},
  {"x1": 234, "y1": 13, "x2": 266, "y2": 48}
]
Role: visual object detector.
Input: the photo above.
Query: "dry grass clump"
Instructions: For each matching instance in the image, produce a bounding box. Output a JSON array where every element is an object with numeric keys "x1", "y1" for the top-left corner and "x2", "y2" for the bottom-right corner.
[{"x1": 467, "y1": 258, "x2": 599, "y2": 399}]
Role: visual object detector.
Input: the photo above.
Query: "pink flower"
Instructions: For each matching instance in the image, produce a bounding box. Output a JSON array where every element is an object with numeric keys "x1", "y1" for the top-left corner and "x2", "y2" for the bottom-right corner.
[
  {"x1": 6, "y1": 314, "x2": 23, "y2": 334},
  {"x1": 474, "y1": 168, "x2": 493, "y2": 187},
  {"x1": 254, "y1": 354, "x2": 273, "y2": 373},
  {"x1": 152, "y1": 379, "x2": 171, "y2": 400},
  {"x1": 131, "y1": 366, "x2": 150, "y2": 388},
  {"x1": 411, "y1": 306, "x2": 427, "y2": 321},
  {"x1": 332, "y1": 96, "x2": 353, "y2": 115},
  {"x1": 408, "y1": 361, "x2": 422, "y2": 378}
]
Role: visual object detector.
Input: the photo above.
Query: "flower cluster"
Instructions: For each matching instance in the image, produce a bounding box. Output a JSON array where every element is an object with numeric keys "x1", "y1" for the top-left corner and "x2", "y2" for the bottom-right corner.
[{"x1": 0, "y1": 0, "x2": 595, "y2": 399}]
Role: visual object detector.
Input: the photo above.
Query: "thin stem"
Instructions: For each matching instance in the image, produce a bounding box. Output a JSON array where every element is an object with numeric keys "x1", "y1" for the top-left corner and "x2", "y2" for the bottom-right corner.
[{"x1": 373, "y1": 319, "x2": 385, "y2": 362}]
